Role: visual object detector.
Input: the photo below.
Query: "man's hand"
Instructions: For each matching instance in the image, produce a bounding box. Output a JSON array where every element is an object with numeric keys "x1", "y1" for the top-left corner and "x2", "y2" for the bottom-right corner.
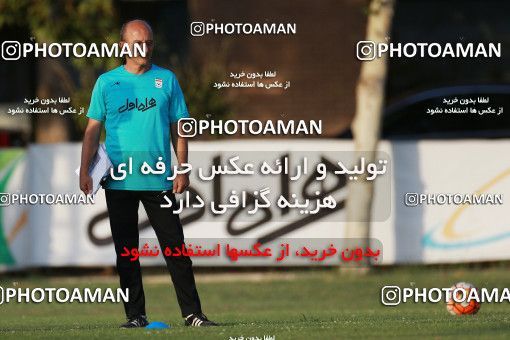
[
  {"x1": 172, "y1": 173, "x2": 189, "y2": 194},
  {"x1": 80, "y1": 119, "x2": 102, "y2": 195},
  {"x1": 80, "y1": 172, "x2": 93, "y2": 195},
  {"x1": 170, "y1": 122, "x2": 189, "y2": 194}
]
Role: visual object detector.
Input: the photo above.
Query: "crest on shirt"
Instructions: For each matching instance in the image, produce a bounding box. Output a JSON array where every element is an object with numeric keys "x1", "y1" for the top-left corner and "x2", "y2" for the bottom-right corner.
[{"x1": 155, "y1": 78, "x2": 163, "y2": 88}]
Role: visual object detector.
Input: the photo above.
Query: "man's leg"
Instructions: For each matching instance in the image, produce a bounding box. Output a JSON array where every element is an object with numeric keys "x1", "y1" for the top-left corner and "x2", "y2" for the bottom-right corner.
[
  {"x1": 140, "y1": 191, "x2": 202, "y2": 317},
  {"x1": 105, "y1": 189, "x2": 146, "y2": 319}
]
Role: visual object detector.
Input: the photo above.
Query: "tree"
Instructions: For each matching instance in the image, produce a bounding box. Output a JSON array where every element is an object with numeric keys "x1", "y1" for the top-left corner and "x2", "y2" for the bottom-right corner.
[
  {"x1": 344, "y1": 0, "x2": 395, "y2": 268},
  {"x1": 0, "y1": 0, "x2": 120, "y2": 142}
]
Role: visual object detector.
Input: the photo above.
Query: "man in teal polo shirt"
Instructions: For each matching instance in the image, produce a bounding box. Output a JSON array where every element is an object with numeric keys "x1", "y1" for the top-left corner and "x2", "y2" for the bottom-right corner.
[{"x1": 79, "y1": 19, "x2": 217, "y2": 328}]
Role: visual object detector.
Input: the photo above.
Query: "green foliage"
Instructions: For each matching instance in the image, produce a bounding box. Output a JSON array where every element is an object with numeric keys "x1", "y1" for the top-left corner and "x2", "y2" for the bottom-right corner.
[
  {"x1": 0, "y1": 0, "x2": 120, "y2": 136},
  {"x1": 0, "y1": 1, "x2": 232, "y2": 139},
  {"x1": 170, "y1": 51, "x2": 233, "y2": 133}
]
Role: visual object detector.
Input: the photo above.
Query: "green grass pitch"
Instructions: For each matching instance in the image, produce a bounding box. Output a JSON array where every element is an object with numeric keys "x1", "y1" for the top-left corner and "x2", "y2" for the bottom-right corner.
[{"x1": 1, "y1": 266, "x2": 510, "y2": 339}]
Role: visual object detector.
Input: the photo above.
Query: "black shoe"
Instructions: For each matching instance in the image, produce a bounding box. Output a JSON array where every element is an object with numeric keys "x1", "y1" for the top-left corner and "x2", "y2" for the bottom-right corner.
[
  {"x1": 120, "y1": 315, "x2": 149, "y2": 328},
  {"x1": 184, "y1": 313, "x2": 219, "y2": 327}
]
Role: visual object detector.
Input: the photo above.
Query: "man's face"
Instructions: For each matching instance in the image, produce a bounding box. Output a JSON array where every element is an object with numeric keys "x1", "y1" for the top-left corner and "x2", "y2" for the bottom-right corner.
[{"x1": 121, "y1": 22, "x2": 154, "y2": 65}]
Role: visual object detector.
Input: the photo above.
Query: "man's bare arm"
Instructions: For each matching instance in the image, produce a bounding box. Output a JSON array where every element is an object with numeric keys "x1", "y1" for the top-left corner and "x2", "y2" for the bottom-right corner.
[
  {"x1": 171, "y1": 122, "x2": 188, "y2": 164},
  {"x1": 80, "y1": 119, "x2": 102, "y2": 194},
  {"x1": 170, "y1": 122, "x2": 189, "y2": 194}
]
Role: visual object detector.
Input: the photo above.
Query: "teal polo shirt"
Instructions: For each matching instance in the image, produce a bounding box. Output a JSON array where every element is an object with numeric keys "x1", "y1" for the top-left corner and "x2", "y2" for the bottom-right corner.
[{"x1": 86, "y1": 64, "x2": 189, "y2": 190}]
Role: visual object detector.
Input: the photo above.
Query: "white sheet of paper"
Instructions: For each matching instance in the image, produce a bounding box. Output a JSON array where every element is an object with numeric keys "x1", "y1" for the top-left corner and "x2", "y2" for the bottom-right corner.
[{"x1": 75, "y1": 144, "x2": 112, "y2": 195}]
